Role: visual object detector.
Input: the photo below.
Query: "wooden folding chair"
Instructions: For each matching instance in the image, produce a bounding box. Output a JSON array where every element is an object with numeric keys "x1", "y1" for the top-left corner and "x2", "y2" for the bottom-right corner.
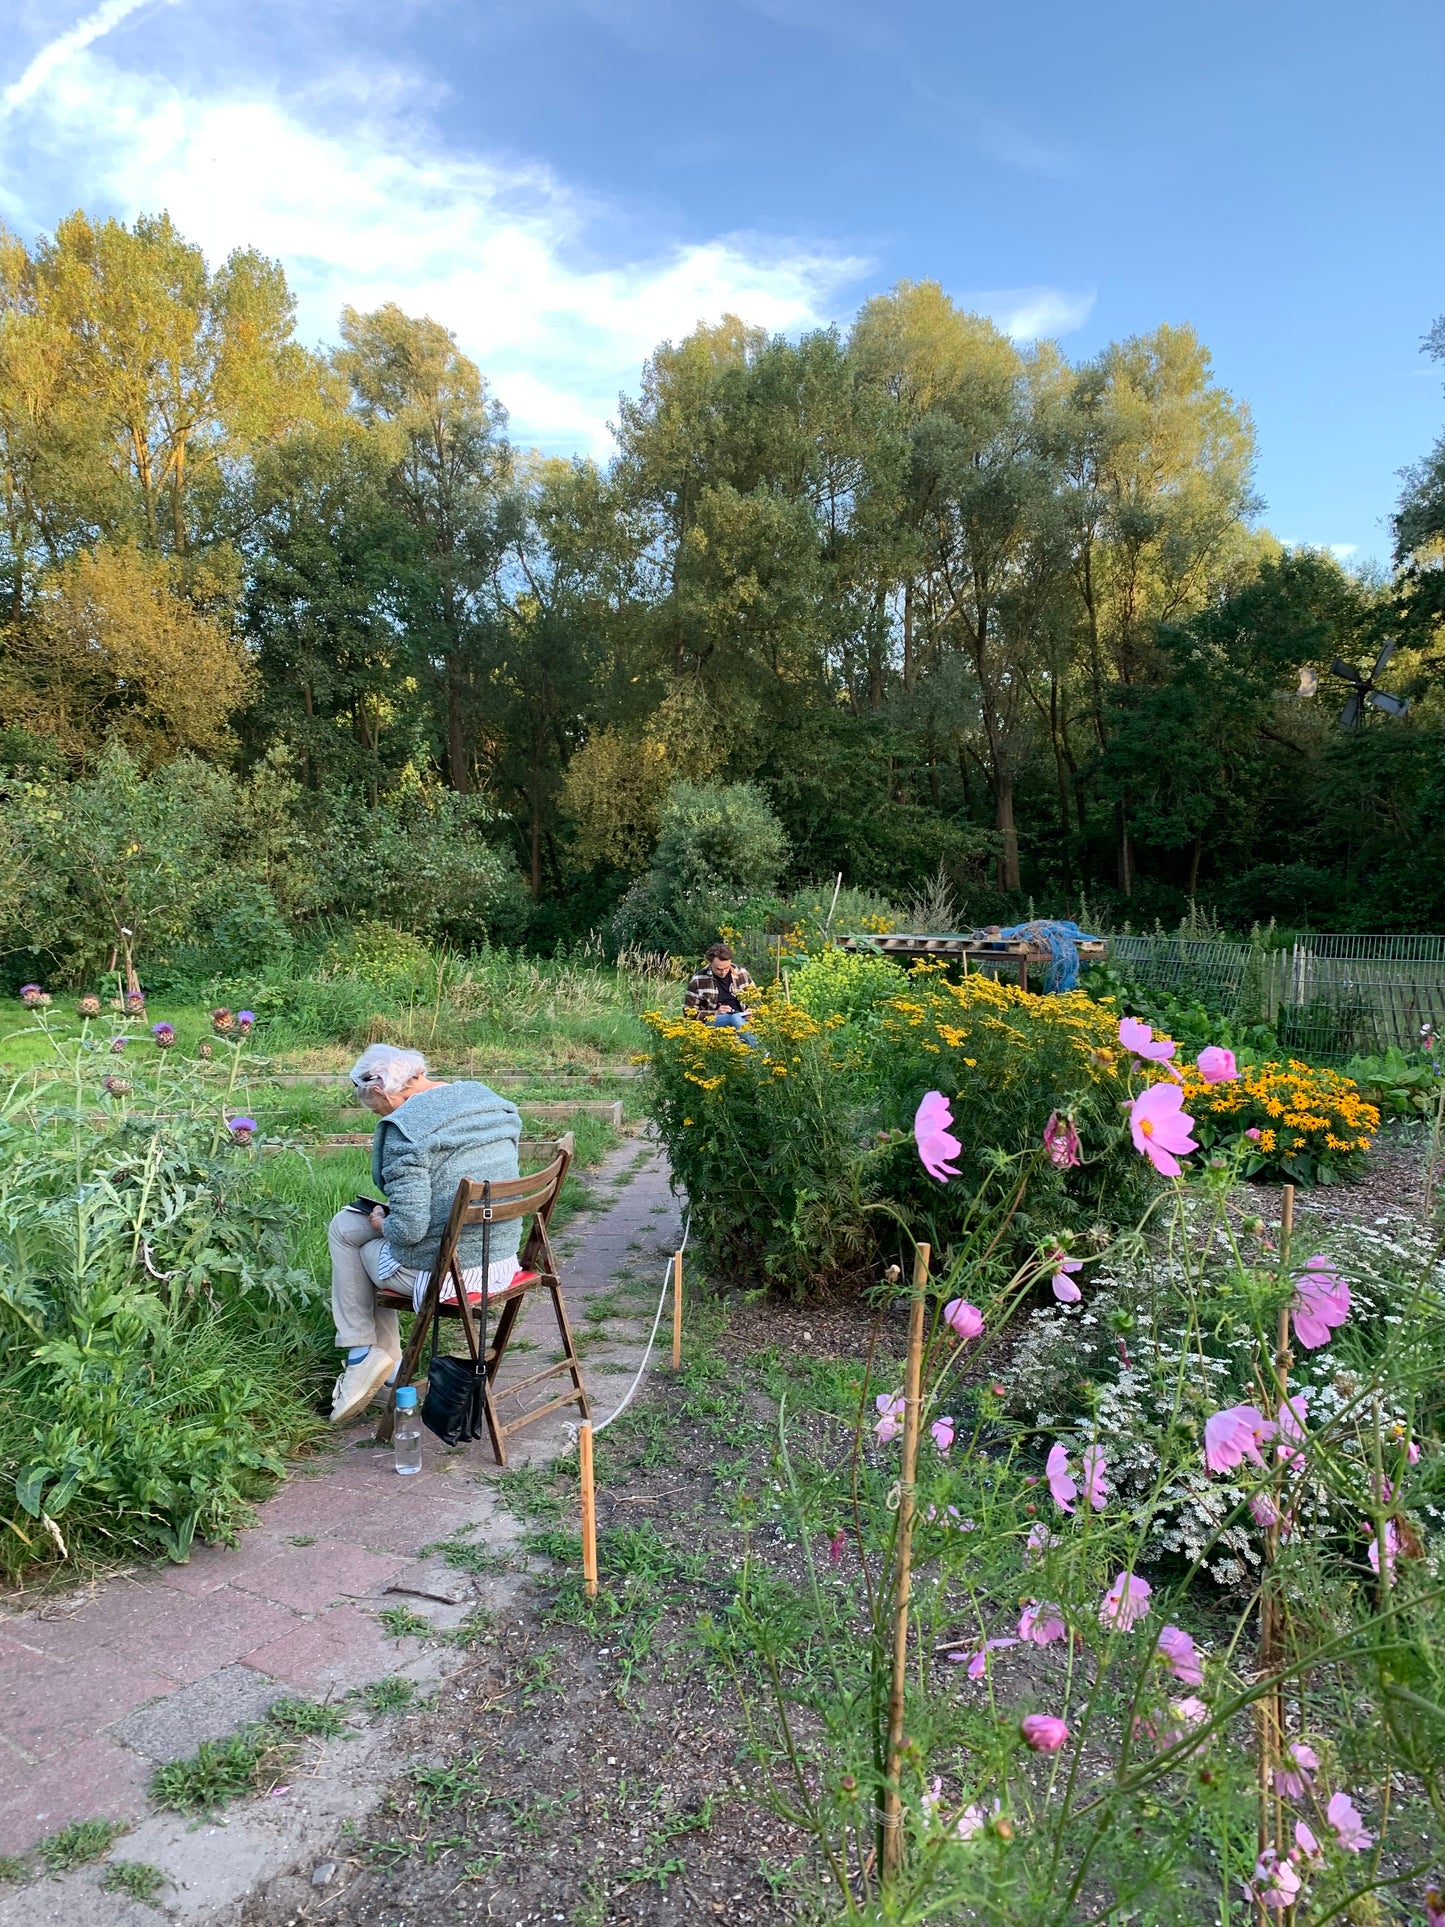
[{"x1": 373, "y1": 1134, "x2": 589, "y2": 1465}]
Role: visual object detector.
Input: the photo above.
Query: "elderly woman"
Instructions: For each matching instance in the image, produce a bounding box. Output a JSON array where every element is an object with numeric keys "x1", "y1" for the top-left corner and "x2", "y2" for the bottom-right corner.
[{"x1": 328, "y1": 1044, "x2": 524, "y2": 1424}]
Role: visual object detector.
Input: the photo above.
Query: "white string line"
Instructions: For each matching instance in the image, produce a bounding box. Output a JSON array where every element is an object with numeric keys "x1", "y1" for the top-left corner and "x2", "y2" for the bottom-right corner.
[{"x1": 580, "y1": 1209, "x2": 691, "y2": 1439}]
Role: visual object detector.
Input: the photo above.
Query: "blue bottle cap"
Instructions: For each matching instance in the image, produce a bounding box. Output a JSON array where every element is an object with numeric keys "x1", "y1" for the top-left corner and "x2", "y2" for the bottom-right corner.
[{"x1": 394, "y1": 1385, "x2": 418, "y2": 1410}]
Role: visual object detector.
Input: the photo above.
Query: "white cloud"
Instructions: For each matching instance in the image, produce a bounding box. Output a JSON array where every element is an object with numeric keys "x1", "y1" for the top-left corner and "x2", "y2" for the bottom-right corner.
[
  {"x1": 1329, "y1": 542, "x2": 1357, "y2": 560},
  {"x1": 969, "y1": 285, "x2": 1096, "y2": 342},
  {"x1": 1, "y1": 0, "x2": 169, "y2": 113},
  {"x1": 0, "y1": 43, "x2": 864, "y2": 454}
]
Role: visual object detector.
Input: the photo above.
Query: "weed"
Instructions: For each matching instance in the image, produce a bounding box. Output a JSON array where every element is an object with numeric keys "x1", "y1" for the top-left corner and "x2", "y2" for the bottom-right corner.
[
  {"x1": 149, "y1": 1733, "x2": 272, "y2": 1814},
  {"x1": 488, "y1": 1462, "x2": 566, "y2": 1523},
  {"x1": 0, "y1": 1855, "x2": 25, "y2": 1883},
  {"x1": 267, "y1": 1696, "x2": 346, "y2": 1739},
  {"x1": 101, "y1": 1860, "x2": 167, "y2": 1903},
  {"x1": 288, "y1": 1533, "x2": 316, "y2": 1546},
  {"x1": 446, "y1": 1606, "x2": 499, "y2": 1647},
  {"x1": 407, "y1": 1754, "x2": 488, "y2": 1821},
  {"x1": 362, "y1": 1675, "x2": 418, "y2": 1717},
  {"x1": 618, "y1": 1853, "x2": 686, "y2": 1890},
  {"x1": 377, "y1": 1604, "x2": 435, "y2": 1640},
  {"x1": 500, "y1": 1790, "x2": 577, "y2": 1839},
  {"x1": 37, "y1": 1818, "x2": 126, "y2": 1875},
  {"x1": 420, "y1": 1530, "x2": 509, "y2": 1576}
]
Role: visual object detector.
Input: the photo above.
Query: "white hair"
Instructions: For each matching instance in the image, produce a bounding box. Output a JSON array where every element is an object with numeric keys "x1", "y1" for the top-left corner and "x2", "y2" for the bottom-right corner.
[{"x1": 349, "y1": 1044, "x2": 427, "y2": 1095}]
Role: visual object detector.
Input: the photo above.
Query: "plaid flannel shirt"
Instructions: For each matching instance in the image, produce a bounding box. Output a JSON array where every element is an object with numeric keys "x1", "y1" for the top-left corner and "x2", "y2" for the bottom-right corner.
[{"x1": 683, "y1": 964, "x2": 757, "y2": 1018}]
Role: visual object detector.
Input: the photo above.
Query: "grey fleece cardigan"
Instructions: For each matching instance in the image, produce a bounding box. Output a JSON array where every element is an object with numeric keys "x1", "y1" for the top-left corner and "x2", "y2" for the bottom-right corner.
[{"x1": 372, "y1": 1082, "x2": 524, "y2": 1274}]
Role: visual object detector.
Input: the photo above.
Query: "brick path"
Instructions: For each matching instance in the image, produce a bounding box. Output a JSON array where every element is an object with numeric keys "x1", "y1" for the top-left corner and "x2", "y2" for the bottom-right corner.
[{"x1": 0, "y1": 1136, "x2": 681, "y2": 1920}]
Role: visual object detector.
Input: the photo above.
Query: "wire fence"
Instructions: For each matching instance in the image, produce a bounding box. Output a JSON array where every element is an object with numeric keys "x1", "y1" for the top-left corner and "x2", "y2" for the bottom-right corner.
[{"x1": 1105, "y1": 932, "x2": 1445, "y2": 1061}]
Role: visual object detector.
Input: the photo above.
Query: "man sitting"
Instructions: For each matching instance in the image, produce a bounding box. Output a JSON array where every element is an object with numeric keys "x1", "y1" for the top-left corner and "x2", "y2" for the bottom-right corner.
[
  {"x1": 683, "y1": 941, "x2": 760, "y2": 1048},
  {"x1": 327, "y1": 1044, "x2": 523, "y2": 1424}
]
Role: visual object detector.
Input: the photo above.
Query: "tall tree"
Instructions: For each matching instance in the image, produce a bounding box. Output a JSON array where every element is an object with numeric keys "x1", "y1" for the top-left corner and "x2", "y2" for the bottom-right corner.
[{"x1": 335, "y1": 304, "x2": 511, "y2": 793}]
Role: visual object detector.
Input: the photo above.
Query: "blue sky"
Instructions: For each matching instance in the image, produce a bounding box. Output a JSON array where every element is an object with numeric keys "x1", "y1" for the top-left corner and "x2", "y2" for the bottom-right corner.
[{"x1": 2, "y1": 0, "x2": 1442, "y2": 565}]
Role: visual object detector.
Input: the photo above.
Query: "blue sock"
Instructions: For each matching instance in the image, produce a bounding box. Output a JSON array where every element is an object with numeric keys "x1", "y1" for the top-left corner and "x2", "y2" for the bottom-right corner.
[{"x1": 346, "y1": 1345, "x2": 370, "y2": 1365}]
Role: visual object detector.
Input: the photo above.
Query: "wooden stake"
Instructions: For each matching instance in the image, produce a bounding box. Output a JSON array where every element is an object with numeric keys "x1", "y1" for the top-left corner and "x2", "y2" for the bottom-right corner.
[
  {"x1": 671, "y1": 1249, "x2": 683, "y2": 1371},
  {"x1": 881, "y1": 1242, "x2": 929, "y2": 1886},
  {"x1": 579, "y1": 1420, "x2": 598, "y2": 1598}
]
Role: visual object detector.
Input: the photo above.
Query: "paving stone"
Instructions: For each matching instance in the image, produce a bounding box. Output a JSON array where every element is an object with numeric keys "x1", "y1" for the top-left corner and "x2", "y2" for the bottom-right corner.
[
  {"x1": 348, "y1": 1497, "x2": 488, "y2": 1557},
  {"x1": 0, "y1": 1735, "x2": 152, "y2": 1854},
  {"x1": 0, "y1": 1644, "x2": 177, "y2": 1762},
  {"x1": 108, "y1": 1662, "x2": 284, "y2": 1764},
  {"x1": 242, "y1": 1603, "x2": 415, "y2": 1694},
  {"x1": 155, "y1": 1527, "x2": 290, "y2": 1597},
  {"x1": 226, "y1": 1539, "x2": 407, "y2": 1613},
  {"x1": 119, "y1": 1585, "x2": 302, "y2": 1685},
  {"x1": 15, "y1": 1579, "x2": 172, "y2": 1660},
  {"x1": 384, "y1": 1563, "x2": 474, "y2": 1605}
]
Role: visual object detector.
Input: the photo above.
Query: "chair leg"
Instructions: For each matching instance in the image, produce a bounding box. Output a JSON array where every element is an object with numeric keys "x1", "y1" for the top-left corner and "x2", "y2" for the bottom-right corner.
[
  {"x1": 548, "y1": 1282, "x2": 591, "y2": 1421},
  {"x1": 374, "y1": 1300, "x2": 435, "y2": 1445}
]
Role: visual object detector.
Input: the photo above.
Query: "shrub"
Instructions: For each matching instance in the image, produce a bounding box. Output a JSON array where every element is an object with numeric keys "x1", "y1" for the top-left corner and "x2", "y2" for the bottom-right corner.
[
  {"x1": 644, "y1": 954, "x2": 1146, "y2": 1291},
  {"x1": 0, "y1": 1004, "x2": 326, "y2": 1578},
  {"x1": 1180, "y1": 1058, "x2": 1378, "y2": 1184},
  {"x1": 611, "y1": 780, "x2": 789, "y2": 956}
]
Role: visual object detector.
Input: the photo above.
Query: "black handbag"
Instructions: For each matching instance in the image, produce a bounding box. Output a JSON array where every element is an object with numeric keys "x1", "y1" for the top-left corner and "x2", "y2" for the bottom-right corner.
[
  {"x1": 421, "y1": 1350, "x2": 486, "y2": 1445},
  {"x1": 420, "y1": 1186, "x2": 493, "y2": 1445}
]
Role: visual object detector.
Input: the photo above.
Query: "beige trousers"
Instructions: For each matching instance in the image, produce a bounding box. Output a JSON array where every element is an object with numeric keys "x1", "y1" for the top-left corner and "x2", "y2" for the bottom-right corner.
[{"x1": 328, "y1": 1207, "x2": 414, "y2": 1355}]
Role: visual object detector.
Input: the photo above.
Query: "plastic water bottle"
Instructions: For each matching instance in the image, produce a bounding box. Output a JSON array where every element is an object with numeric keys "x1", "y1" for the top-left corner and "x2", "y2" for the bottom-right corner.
[{"x1": 393, "y1": 1386, "x2": 422, "y2": 1475}]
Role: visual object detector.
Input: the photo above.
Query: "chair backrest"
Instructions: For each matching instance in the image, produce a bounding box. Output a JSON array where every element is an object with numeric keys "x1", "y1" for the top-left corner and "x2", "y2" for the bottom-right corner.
[{"x1": 436, "y1": 1132, "x2": 573, "y2": 1251}]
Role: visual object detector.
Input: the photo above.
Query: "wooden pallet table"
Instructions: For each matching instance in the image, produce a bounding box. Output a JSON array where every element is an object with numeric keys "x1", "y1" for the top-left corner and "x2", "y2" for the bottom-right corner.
[{"x1": 838, "y1": 929, "x2": 1106, "y2": 990}]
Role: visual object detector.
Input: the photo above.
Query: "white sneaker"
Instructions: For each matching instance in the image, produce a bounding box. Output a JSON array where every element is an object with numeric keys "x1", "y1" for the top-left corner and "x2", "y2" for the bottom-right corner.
[{"x1": 330, "y1": 1348, "x2": 397, "y2": 1424}]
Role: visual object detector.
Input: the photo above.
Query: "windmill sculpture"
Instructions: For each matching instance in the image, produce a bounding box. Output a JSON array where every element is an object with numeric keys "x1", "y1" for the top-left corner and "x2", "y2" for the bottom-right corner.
[{"x1": 1329, "y1": 638, "x2": 1411, "y2": 729}]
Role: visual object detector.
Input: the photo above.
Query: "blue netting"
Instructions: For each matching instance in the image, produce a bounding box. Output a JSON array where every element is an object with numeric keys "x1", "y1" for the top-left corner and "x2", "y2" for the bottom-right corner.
[{"x1": 995, "y1": 920, "x2": 1099, "y2": 994}]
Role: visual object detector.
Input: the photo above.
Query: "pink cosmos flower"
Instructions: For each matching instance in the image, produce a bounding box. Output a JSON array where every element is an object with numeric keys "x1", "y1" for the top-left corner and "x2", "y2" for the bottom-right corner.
[
  {"x1": 915, "y1": 1090, "x2": 962, "y2": 1183},
  {"x1": 954, "y1": 1636, "x2": 1018, "y2": 1678},
  {"x1": 921, "y1": 1776, "x2": 944, "y2": 1818},
  {"x1": 1049, "y1": 1251, "x2": 1084, "y2": 1303},
  {"x1": 1171, "y1": 1695, "x2": 1208, "y2": 1728},
  {"x1": 1024, "y1": 1522, "x2": 1060, "y2": 1563},
  {"x1": 1277, "y1": 1391, "x2": 1309, "y2": 1465},
  {"x1": 1367, "y1": 1520, "x2": 1399, "y2": 1580},
  {"x1": 1119, "y1": 1016, "x2": 1180, "y2": 1068},
  {"x1": 955, "y1": 1800, "x2": 998, "y2": 1840},
  {"x1": 1099, "y1": 1570, "x2": 1153, "y2": 1630},
  {"x1": 1156, "y1": 1624, "x2": 1204, "y2": 1686},
  {"x1": 1250, "y1": 1491, "x2": 1280, "y2": 1529},
  {"x1": 1245, "y1": 1126, "x2": 1263, "y2": 1141},
  {"x1": 1424, "y1": 1888, "x2": 1445, "y2": 1927},
  {"x1": 930, "y1": 1415, "x2": 955, "y2": 1453},
  {"x1": 1294, "y1": 1820, "x2": 1322, "y2": 1866},
  {"x1": 1046, "y1": 1444, "x2": 1077, "y2": 1514},
  {"x1": 1292, "y1": 1256, "x2": 1350, "y2": 1350},
  {"x1": 943, "y1": 1297, "x2": 984, "y2": 1342},
  {"x1": 1043, "y1": 1111, "x2": 1081, "y2": 1169},
  {"x1": 875, "y1": 1391, "x2": 905, "y2": 1445},
  {"x1": 1203, "y1": 1404, "x2": 1276, "y2": 1474},
  {"x1": 1327, "y1": 1791, "x2": 1373, "y2": 1852},
  {"x1": 1274, "y1": 1740, "x2": 1318, "y2": 1800},
  {"x1": 1081, "y1": 1444, "x2": 1108, "y2": 1511},
  {"x1": 1020, "y1": 1713, "x2": 1070, "y2": 1752},
  {"x1": 828, "y1": 1528, "x2": 847, "y2": 1566},
  {"x1": 1018, "y1": 1601, "x2": 1066, "y2": 1646},
  {"x1": 1253, "y1": 1849, "x2": 1302, "y2": 1910},
  {"x1": 1129, "y1": 1082, "x2": 1199, "y2": 1176},
  {"x1": 1196, "y1": 1045, "x2": 1239, "y2": 1084}
]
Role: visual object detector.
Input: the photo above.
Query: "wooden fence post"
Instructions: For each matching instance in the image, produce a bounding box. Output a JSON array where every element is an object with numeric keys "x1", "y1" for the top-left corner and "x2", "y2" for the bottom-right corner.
[
  {"x1": 579, "y1": 1420, "x2": 598, "y2": 1599},
  {"x1": 881, "y1": 1242, "x2": 929, "y2": 1886},
  {"x1": 672, "y1": 1249, "x2": 683, "y2": 1371}
]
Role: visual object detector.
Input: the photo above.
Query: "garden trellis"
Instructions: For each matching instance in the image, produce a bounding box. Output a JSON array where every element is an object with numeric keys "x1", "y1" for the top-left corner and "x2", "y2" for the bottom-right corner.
[{"x1": 1106, "y1": 930, "x2": 1445, "y2": 1059}]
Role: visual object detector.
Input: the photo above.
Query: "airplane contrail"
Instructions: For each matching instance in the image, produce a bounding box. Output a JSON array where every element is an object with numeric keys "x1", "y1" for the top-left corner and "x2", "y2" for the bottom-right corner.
[{"x1": 3, "y1": 0, "x2": 164, "y2": 111}]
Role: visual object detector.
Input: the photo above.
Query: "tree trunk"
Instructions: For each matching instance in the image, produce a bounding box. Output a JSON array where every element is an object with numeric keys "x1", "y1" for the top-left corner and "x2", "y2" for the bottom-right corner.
[
  {"x1": 903, "y1": 579, "x2": 915, "y2": 693},
  {"x1": 446, "y1": 655, "x2": 470, "y2": 794},
  {"x1": 1117, "y1": 802, "x2": 1134, "y2": 897},
  {"x1": 996, "y1": 772, "x2": 1021, "y2": 892},
  {"x1": 1188, "y1": 833, "x2": 1202, "y2": 899},
  {"x1": 530, "y1": 792, "x2": 543, "y2": 897}
]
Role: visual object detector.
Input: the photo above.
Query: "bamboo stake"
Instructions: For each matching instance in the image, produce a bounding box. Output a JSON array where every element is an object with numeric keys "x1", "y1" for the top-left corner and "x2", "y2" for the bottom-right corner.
[
  {"x1": 1259, "y1": 1181, "x2": 1296, "y2": 1871},
  {"x1": 881, "y1": 1242, "x2": 929, "y2": 1887},
  {"x1": 672, "y1": 1249, "x2": 683, "y2": 1371},
  {"x1": 579, "y1": 1420, "x2": 598, "y2": 1598}
]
